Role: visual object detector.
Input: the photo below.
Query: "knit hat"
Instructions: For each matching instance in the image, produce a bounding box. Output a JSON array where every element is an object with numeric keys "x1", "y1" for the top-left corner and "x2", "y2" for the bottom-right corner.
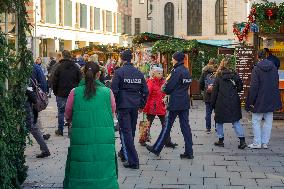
[
  {"x1": 172, "y1": 52, "x2": 185, "y2": 62},
  {"x1": 120, "y1": 49, "x2": 133, "y2": 62}
]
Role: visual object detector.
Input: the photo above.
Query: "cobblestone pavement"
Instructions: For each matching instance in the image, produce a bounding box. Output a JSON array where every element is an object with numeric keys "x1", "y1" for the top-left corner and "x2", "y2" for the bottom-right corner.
[{"x1": 23, "y1": 97, "x2": 284, "y2": 189}]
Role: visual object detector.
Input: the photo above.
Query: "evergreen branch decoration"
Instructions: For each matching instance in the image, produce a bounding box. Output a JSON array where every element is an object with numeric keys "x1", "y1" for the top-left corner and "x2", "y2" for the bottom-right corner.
[{"x1": 0, "y1": 1, "x2": 33, "y2": 188}]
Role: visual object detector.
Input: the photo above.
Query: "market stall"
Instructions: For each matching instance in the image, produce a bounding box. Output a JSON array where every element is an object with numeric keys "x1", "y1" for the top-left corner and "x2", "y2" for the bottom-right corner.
[
  {"x1": 233, "y1": 2, "x2": 284, "y2": 118},
  {"x1": 71, "y1": 44, "x2": 127, "y2": 62}
]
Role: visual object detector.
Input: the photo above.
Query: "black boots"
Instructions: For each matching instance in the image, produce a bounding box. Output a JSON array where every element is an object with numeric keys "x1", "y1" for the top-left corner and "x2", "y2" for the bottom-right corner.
[
  {"x1": 36, "y1": 151, "x2": 51, "y2": 158},
  {"x1": 214, "y1": 138, "x2": 224, "y2": 147},
  {"x1": 165, "y1": 141, "x2": 178, "y2": 149},
  {"x1": 180, "y1": 153, "x2": 194, "y2": 159},
  {"x1": 146, "y1": 145, "x2": 160, "y2": 156},
  {"x1": 238, "y1": 137, "x2": 247, "y2": 149},
  {"x1": 214, "y1": 137, "x2": 247, "y2": 149}
]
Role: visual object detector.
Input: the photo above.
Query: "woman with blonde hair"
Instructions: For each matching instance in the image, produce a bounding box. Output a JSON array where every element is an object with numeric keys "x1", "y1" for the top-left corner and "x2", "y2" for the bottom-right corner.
[{"x1": 211, "y1": 58, "x2": 247, "y2": 149}]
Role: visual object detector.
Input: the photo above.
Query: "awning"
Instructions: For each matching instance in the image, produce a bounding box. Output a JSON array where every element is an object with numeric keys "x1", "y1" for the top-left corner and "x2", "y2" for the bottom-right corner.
[{"x1": 197, "y1": 40, "x2": 240, "y2": 49}]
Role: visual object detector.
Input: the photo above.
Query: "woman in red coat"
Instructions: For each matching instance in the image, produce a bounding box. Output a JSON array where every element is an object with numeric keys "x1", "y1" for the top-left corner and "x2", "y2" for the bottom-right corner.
[{"x1": 141, "y1": 67, "x2": 177, "y2": 148}]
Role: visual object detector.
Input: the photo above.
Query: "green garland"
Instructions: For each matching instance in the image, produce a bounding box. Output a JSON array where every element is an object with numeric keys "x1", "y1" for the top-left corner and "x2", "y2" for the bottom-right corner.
[
  {"x1": 151, "y1": 39, "x2": 199, "y2": 54},
  {"x1": 253, "y1": 2, "x2": 284, "y2": 33},
  {"x1": 0, "y1": 1, "x2": 33, "y2": 188},
  {"x1": 133, "y1": 32, "x2": 185, "y2": 45}
]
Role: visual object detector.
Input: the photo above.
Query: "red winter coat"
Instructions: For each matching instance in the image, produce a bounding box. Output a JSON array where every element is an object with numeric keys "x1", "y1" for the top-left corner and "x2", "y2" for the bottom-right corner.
[{"x1": 143, "y1": 77, "x2": 166, "y2": 115}]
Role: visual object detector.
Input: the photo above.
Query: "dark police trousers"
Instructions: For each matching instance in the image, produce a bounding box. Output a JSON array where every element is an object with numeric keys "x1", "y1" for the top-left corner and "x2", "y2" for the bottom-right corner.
[
  {"x1": 118, "y1": 108, "x2": 139, "y2": 166},
  {"x1": 152, "y1": 110, "x2": 193, "y2": 155}
]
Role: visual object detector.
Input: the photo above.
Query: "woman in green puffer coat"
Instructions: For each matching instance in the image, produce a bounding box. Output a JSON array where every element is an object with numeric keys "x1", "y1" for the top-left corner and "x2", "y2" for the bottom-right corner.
[{"x1": 63, "y1": 62, "x2": 119, "y2": 189}]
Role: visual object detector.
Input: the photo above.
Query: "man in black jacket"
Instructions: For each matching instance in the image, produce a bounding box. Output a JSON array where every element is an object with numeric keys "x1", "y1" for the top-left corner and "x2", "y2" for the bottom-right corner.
[
  {"x1": 246, "y1": 50, "x2": 282, "y2": 149},
  {"x1": 52, "y1": 50, "x2": 81, "y2": 136}
]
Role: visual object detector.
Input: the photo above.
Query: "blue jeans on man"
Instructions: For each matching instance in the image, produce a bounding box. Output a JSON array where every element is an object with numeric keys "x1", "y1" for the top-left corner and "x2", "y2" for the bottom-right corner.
[
  {"x1": 205, "y1": 102, "x2": 213, "y2": 130},
  {"x1": 56, "y1": 96, "x2": 67, "y2": 132}
]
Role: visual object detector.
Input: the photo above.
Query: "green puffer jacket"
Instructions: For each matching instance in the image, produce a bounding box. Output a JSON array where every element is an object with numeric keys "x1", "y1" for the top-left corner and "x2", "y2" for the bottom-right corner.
[{"x1": 64, "y1": 80, "x2": 119, "y2": 189}]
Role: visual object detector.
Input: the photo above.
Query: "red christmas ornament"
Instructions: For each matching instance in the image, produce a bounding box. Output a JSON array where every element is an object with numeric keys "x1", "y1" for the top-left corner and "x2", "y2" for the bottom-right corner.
[
  {"x1": 251, "y1": 8, "x2": 256, "y2": 15},
  {"x1": 144, "y1": 36, "x2": 149, "y2": 41},
  {"x1": 266, "y1": 9, "x2": 273, "y2": 20}
]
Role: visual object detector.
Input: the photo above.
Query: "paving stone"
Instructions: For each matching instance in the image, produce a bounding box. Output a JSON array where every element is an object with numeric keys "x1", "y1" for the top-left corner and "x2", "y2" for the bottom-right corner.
[
  {"x1": 204, "y1": 178, "x2": 230, "y2": 186},
  {"x1": 216, "y1": 171, "x2": 241, "y2": 178},
  {"x1": 256, "y1": 178, "x2": 284, "y2": 187},
  {"x1": 214, "y1": 160, "x2": 237, "y2": 166},
  {"x1": 162, "y1": 184, "x2": 189, "y2": 189},
  {"x1": 227, "y1": 166, "x2": 251, "y2": 172},
  {"x1": 229, "y1": 178, "x2": 258, "y2": 187},
  {"x1": 240, "y1": 172, "x2": 267, "y2": 179},
  {"x1": 217, "y1": 186, "x2": 244, "y2": 189},
  {"x1": 151, "y1": 176, "x2": 178, "y2": 185},
  {"x1": 178, "y1": 176, "x2": 203, "y2": 185},
  {"x1": 250, "y1": 166, "x2": 276, "y2": 173},
  {"x1": 189, "y1": 185, "x2": 217, "y2": 189},
  {"x1": 190, "y1": 171, "x2": 215, "y2": 178},
  {"x1": 205, "y1": 165, "x2": 228, "y2": 173}
]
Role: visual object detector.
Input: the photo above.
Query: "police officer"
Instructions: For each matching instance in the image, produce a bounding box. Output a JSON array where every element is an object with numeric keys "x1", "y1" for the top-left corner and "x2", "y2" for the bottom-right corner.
[
  {"x1": 111, "y1": 49, "x2": 149, "y2": 169},
  {"x1": 146, "y1": 52, "x2": 194, "y2": 159}
]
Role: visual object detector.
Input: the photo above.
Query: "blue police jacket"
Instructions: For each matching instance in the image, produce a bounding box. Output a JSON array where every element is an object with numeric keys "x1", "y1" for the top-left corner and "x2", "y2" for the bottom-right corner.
[
  {"x1": 164, "y1": 62, "x2": 192, "y2": 111},
  {"x1": 111, "y1": 62, "x2": 149, "y2": 109}
]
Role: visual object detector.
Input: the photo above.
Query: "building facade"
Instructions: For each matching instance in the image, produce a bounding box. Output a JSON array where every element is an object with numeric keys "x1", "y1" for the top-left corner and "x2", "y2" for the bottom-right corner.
[
  {"x1": 27, "y1": 0, "x2": 132, "y2": 58},
  {"x1": 132, "y1": 0, "x2": 249, "y2": 40}
]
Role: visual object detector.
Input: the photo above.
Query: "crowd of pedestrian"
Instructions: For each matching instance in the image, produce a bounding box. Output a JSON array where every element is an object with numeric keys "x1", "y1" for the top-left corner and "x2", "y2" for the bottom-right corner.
[{"x1": 24, "y1": 48, "x2": 282, "y2": 189}]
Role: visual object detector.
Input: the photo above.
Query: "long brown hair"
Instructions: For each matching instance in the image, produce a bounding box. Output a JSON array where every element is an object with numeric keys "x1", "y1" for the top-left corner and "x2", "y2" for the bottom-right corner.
[
  {"x1": 84, "y1": 62, "x2": 100, "y2": 100},
  {"x1": 216, "y1": 58, "x2": 230, "y2": 77}
]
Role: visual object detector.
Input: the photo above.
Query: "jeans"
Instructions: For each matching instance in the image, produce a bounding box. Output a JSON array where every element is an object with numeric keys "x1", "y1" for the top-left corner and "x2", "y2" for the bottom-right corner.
[
  {"x1": 56, "y1": 96, "x2": 67, "y2": 132},
  {"x1": 252, "y1": 112, "x2": 273, "y2": 145},
  {"x1": 216, "y1": 121, "x2": 245, "y2": 139},
  {"x1": 26, "y1": 105, "x2": 49, "y2": 153},
  {"x1": 205, "y1": 102, "x2": 213, "y2": 130}
]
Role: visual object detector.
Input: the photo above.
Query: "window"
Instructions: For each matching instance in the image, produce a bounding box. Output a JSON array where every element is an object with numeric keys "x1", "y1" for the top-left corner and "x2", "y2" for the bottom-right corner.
[
  {"x1": 117, "y1": 13, "x2": 122, "y2": 33},
  {"x1": 45, "y1": 0, "x2": 56, "y2": 24},
  {"x1": 59, "y1": 0, "x2": 63, "y2": 25},
  {"x1": 134, "y1": 18, "x2": 141, "y2": 34},
  {"x1": 164, "y1": 2, "x2": 174, "y2": 36},
  {"x1": 80, "y1": 4, "x2": 87, "y2": 28},
  {"x1": 106, "y1": 11, "x2": 113, "y2": 32},
  {"x1": 94, "y1": 8, "x2": 100, "y2": 30},
  {"x1": 64, "y1": 0, "x2": 72, "y2": 26},
  {"x1": 139, "y1": 0, "x2": 145, "y2": 4},
  {"x1": 215, "y1": 0, "x2": 227, "y2": 35},
  {"x1": 124, "y1": 0, "x2": 129, "y2": 7},
  {"x1": 124, "y1": 15, "x2": 131, "y2": 35},
  {"x1": 187, "y1": 0, "x2": 202, "y2": 35}
]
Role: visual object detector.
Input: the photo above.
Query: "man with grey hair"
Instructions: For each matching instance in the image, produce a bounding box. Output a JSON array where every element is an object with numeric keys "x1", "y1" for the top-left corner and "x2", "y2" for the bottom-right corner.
[
  {"x1": 52, "y1": 50, "x2": 82, "y2": 136},
  {"x1": 199, "y1": 58, "x2": 218, "y2": 134}
]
